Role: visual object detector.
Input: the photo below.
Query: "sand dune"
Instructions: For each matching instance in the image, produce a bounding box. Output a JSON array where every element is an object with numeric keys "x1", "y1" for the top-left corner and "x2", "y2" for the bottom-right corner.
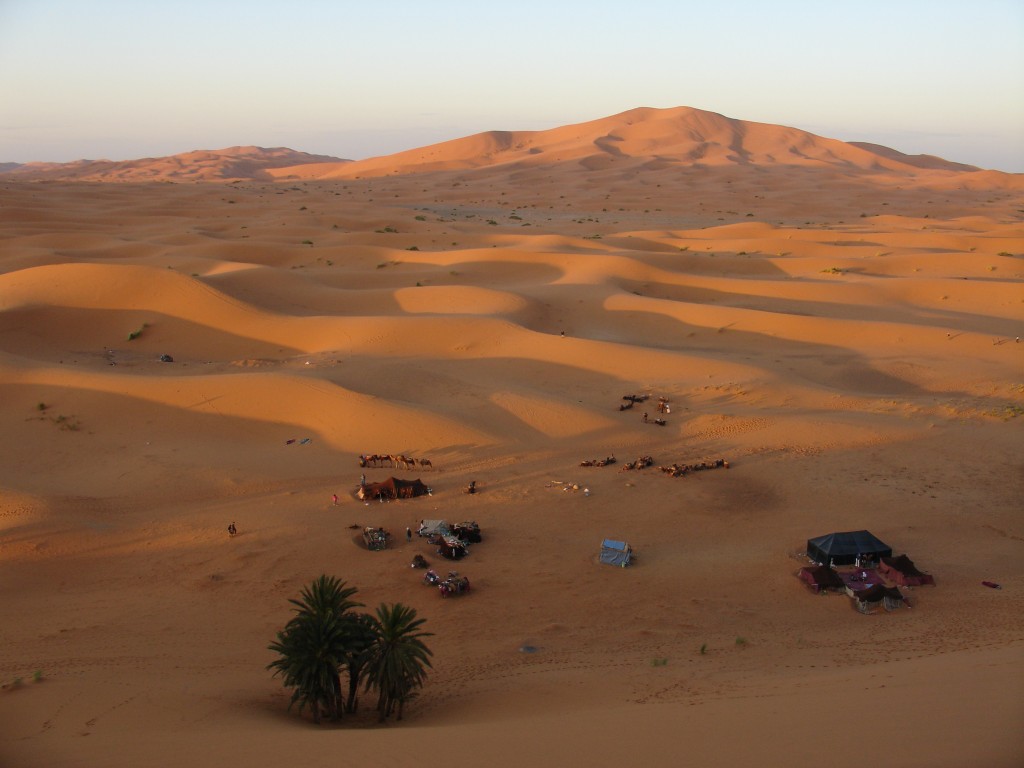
[
  {"x1": 0, "y1": 146, "x2": 347, "y2": 182},
  {"x1": 268, "y1": 106, "x2": 985, "y2": 180},
  {"x1": 1, "y1": 110, "x2": 1023, "y2": 768}
]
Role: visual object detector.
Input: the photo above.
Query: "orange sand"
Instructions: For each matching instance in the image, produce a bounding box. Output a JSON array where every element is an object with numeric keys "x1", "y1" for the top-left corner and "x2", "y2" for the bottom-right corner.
[{"x1": 1, "y1": 107, "x2": 1022, "y2": 767}]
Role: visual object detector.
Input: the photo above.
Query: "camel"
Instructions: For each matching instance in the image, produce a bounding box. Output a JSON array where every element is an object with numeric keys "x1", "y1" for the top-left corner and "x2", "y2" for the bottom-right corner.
[
  {"x1": 418, "y1": 458, "x2": 432, "y2": 470},
  {"x1": 389, "y1": 454, "x2": 414, "y2": 470}
]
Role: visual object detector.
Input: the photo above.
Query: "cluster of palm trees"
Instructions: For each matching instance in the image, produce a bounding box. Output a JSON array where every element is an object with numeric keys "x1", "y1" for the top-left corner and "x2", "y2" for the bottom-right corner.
[{"x1": 267, "y1": 575, "x2": 433, "y2": 724}]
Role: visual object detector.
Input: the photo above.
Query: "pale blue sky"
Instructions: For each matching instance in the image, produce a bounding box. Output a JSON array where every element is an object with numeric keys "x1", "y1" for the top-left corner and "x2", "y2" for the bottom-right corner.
[{"x1": 1, "y1": 0, "x2": 1022, "y2": 170}]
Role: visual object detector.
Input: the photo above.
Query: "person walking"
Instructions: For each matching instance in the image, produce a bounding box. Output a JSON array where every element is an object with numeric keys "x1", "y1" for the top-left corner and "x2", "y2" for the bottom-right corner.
[
  {"x1": 406, "y1": 527, "x2": 413, "y2": 543},
  {"x1": 332, "y1": 493, "x2": 339, "y2": 506},
  {"x1": 227, "y1": 522, "x2": 237, "y2": 536}
]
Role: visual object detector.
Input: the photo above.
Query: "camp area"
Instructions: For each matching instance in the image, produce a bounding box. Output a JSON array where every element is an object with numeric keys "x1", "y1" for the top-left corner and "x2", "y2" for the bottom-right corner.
[
  {"x1": 599, "y1": 539, "x2": 633, "y2": 567},
  {"x1": 358, "y1": 476, "x2": 430, "y2": 501},
  {"x1": 798, "y1": 531, "x2": 938, "y2": 614}
]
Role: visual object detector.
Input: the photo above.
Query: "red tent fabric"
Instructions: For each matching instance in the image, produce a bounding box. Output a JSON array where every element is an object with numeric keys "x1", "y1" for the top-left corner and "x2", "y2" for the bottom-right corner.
[
  {"x1": 878, "y1": 555, "x2": 935, "y2": 586},
  {"x1": 798, "y1": 565, "x2": 845, "y2": 593}
]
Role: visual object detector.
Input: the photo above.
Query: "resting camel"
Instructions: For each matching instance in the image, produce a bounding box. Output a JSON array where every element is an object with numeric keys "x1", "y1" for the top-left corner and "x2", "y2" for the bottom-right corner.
[
  {"x1": 580, "y1": 456, "x2": 616, "y2": 467},
  {"x1": 620, "y1": 455, "x2": 654, "y2": 471}
]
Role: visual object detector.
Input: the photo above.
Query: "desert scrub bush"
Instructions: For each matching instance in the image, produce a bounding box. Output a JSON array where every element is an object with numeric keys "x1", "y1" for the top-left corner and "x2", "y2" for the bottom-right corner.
[
  {"x1": 52, "y1": 414, "x2": 81, "y2": 431},
  {"x1": 997, "y1": 251, "x2": 1012, "y2": 257},
  {"x1": 32, "y1": 670, "x2": 43, "y2": 683},
  {"x1": 414, "y1": 215, "x2": 426, "y2": 221},
  {"x1": 406, "y1": 246, "x2": 419, "y2": 251},
  {"x1": 37, "y1": 402, "x2": 48, "y2": 412},
  {"x1": 127, "y1": 323, "x2": 148, "y2": 341},
  {"x1": 995, "y1": 404, "x2": 1024, "y2": 420},
  {"x1": 699, "y1": 642, "x2": 708, "y2": 655},
  {"x1": 821, "y1": 267, "x2": 843, "y2": 274},
  {"x1": 649, "y1": 658, "x2": 668, "y2": 667},
  {"x1": 735, "y1": 636, "x2": 748, "y2": 647},
  {"x1": 301, "y1": 239, "x2": 313, "y2": 245},
  {"x1": 375, "y1": 226, "x2": 398, "y2": 233}
]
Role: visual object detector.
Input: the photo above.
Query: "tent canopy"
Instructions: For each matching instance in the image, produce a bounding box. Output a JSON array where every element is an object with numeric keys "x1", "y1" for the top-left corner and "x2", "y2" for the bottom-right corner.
[
  {"x1": 807, "y1": 530, "x2": 891, "y2": 566},
  {"x1": 359, "y1": 477, "x2": 429, "y2": 501},
  {"x1": 879, "y1": 555, "x2": 935, "y2": 586},
  {"x1": 417, "y1": 519, "x2": 450, "y2": 537},
  {"x1": 798, "y1": 565, "x2": 845, "y2": 592},
  {"x1": 600, "y1": 539, "x2": 632, "y2": 567}
]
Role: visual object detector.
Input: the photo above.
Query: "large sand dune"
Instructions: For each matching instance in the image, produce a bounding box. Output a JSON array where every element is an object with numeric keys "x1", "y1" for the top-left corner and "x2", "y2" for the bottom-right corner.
[{"x1": 1, "y1": 108, "x2": 1022, "y2": 767}]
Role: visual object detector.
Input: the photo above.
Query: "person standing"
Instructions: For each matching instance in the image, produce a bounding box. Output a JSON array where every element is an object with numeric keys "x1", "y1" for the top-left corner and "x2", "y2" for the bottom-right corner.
[
  {"x1": 406, "y1": 527, "x2": 412, "y2": 543},
  {"x1": 332, "y1": 493, "x2": 339, "y2": 506}
]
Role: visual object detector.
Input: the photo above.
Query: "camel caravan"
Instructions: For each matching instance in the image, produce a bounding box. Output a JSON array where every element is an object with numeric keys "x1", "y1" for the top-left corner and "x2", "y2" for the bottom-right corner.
[
  {"x1": 578, "y1": 452, "x2": 731, "y2": 476},
  {"x1": 359, "y1": 453, "x2": 433, "y2": 470}
]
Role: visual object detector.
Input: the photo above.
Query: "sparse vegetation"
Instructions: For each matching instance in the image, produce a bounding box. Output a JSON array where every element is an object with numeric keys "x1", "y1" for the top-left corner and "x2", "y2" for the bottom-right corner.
[
  {"x1": 127, "y1": 323, "x2": 148, "y2": 341},
  {"x1": 821, "y1": 267, "x2": 844, "y2": 274},
  {"x1": 51, "y1": 414, "x2": 81, "y2": 431},
  {"x1": 995, "y1": 404, "x2": 1024, "y2": 420},
  {"x1": 699, "y1": 643, "x2": 708, "y2": 655},
  {"x1": 650, "y1": 658, "x2": 668, "y2": 667},
  {"x1": 301, "y1": 239, "x2": 313, "y2": 245}
]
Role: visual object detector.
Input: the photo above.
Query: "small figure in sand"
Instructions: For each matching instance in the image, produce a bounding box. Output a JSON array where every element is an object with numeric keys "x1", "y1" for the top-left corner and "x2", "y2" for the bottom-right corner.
[
  {"x1": 360, "y1": 473, "x2": 366, "y2": 487},
  {"x1": 406, "y1": 527, "x2": 412, "y2": 543},
  {"x1": 332, "y1": 494, "x2": 339, "y2": 506},
  {"x1": 466, "y1": 480, "x2": 477, "y2": 494},
  {"x1": 642, "y1": 412, "x2": 648, "y2": 423},
  {"x1": 227, "y1": 522, "x2": 237, "y2": 536}
]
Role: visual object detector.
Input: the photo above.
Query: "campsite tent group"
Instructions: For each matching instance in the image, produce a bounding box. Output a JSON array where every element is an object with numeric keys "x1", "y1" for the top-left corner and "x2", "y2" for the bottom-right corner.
[{"x1": 799, "y1": 530, "x2": 934, "y2": 612}]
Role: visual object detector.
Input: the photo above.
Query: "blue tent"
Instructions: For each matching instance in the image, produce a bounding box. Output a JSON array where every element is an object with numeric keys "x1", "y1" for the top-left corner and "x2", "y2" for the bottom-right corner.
[{"x1": 600, "y1": 539, "x2": 632, "y2": 567}]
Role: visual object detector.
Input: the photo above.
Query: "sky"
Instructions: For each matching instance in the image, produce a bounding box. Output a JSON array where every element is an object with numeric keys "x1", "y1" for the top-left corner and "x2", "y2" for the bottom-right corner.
[{"x1": 1, "y1": 0, "x2": 1022, "y2": 171}]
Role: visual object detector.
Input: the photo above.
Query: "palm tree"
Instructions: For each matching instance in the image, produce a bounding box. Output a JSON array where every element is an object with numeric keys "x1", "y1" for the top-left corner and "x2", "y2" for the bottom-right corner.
[
  {"x1": 267, "y1": 576, "x2": 362, "y2": 723},
  {"x1": 364, "y1": 602, "x2": 433, "y2": 722},
  {"x1": 341, "y1": 612, "x2": 377, "y2": 715}
]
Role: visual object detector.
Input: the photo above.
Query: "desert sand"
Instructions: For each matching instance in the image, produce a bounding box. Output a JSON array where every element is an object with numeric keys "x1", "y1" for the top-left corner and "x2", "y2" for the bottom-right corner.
[{"x1": 1, "y1": 107, "x2": 1022, "y2": 767}]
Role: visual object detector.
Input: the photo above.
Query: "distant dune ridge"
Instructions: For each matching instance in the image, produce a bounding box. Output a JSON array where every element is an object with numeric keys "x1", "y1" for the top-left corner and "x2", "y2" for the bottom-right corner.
[
  {"x1": 2, "y1": 106, "x2": 1013, "y2": 182},
  {"x1": 0, "y1": 145, "x2": 348, "y2": 182},
  {"x1": 1, "y1": 105, "x2": 1022, "y2": 768}
]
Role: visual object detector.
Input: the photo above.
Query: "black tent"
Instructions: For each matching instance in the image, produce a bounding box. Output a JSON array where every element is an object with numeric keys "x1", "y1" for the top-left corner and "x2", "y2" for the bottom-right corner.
[
  {"x1": 806, "y1": 530, "x2": 891, "y2": 566},
  {"x1": 358, "y1": 477, "x2": 430, "y2": 501}
]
